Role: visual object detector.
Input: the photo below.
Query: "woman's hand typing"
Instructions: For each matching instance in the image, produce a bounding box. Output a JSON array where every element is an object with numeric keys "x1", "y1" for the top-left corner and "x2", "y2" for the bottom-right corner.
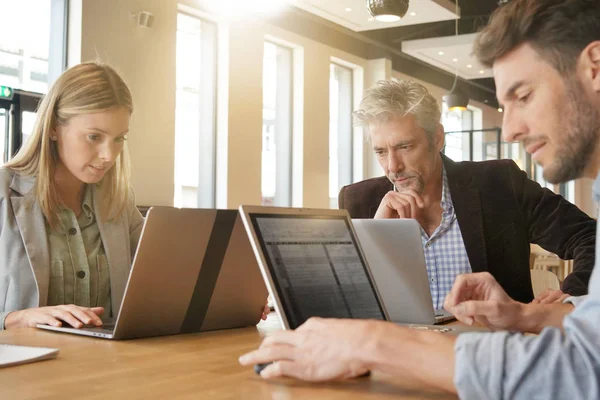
[{"x1": 5, "y1": 305, "x2": 104, "y2": 329}]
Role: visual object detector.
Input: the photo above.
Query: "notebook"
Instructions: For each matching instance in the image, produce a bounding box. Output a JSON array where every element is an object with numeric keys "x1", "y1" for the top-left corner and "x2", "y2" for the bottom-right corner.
[
  {"x1": 0, "y1": 344, "x2": 59, "y2": 368},
  {"x1": 352, "y1": 219, "x2": 456, "y2": 324},
  {"x1": 37, "y1": 207, "x2": 268, "y2": 340},
  {"x1": 238, "y1": 205, "x2": 489, "y2": 336}
]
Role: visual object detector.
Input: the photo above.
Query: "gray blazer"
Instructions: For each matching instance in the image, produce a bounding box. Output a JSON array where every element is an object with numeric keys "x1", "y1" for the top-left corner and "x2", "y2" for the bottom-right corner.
[{"x1": 0, "y1": 168, "x2": 144, "y2": 329}]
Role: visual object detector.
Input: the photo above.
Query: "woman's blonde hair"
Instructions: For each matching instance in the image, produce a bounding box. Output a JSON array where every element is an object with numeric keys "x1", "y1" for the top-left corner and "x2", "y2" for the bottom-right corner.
[{"x1": 5, "y1": 62, "x2": 133, "y2": 228}]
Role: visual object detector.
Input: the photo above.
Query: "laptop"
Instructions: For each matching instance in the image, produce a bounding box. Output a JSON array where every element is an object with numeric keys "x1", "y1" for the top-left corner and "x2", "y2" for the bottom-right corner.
[
  {"x1": 37, "y1": 207, "x2": 268, "y2": 339},
  {"x1": 352, "y1": 219, "x2": 454, "y2": 325},
  {"x1": 238, "y1": 205, "x2": 465, "y2": 334}
]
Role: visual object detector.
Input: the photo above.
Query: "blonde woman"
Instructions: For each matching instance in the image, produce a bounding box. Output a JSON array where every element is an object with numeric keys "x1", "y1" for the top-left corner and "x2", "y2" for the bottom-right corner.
[{"x1": 0, "y1": 62, "x2": 143, "y2": 330}]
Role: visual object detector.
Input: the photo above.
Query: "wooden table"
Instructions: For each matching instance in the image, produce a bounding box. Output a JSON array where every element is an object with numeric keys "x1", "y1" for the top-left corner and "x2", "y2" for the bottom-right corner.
[{"x1": 0, "y1": 315, "x2": 457, "y2": 399}]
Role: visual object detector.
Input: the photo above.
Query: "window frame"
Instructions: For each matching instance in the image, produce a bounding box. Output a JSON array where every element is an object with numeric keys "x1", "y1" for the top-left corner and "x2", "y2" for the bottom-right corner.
[
  {"x1": 174, "y1": 11, "x2": 219, "y2": 208},
  {"x1": 261, "y1": 40, "x2": 294, "y2": 207},
  {"x1": 329, "y1": 61, "x2": 354, "y2": 208}
]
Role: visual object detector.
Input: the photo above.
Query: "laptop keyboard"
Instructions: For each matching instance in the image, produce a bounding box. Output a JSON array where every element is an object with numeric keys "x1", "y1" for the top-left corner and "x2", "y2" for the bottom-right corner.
[
  {"x1": 69, "y1": 324, "x2": 115, "y2": 336},
  {"x1": 408, "y1": 325, "x2": 454, "y2": 334},
  {"x1": 75, "y1": 322, "x2": 115, "y2": 330}
]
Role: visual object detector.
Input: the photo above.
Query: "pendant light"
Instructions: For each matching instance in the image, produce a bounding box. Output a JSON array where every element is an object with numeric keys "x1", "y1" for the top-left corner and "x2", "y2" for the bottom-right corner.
[
  {"x1": 443, "y1": 0, "x2": 469, "y2": 111},
  {"x1": 443, "y1": 89, "x2": 469, "y2": 111},
  {"x1": 366, "y1": 0, "x2": 410, "y2": 22}
]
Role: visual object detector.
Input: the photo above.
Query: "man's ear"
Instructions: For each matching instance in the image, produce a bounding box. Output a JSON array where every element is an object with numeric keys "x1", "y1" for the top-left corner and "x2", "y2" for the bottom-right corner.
[
  {"x1": 435, "y1": 124, "x2": 445, "y2": 152},
  {"x1": 580, "y1": 41, "x2": 600, "y2": 93}
]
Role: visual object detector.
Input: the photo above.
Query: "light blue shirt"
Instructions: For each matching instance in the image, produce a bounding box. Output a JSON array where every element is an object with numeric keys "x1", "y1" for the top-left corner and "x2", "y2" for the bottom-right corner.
[
  {"x1": 421, "y1": 167, "x2": 472, "y2": 309},
  {"x1": 454, "y1": 173, "x2": 600, "y2": 399}
]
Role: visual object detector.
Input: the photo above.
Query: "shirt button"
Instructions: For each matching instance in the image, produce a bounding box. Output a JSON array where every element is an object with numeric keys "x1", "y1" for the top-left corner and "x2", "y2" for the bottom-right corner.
[
  {"x1": 68, "y1": 228, "x2": 77, "y2": 235},
  {"x1": 77, "y1": 271, "x2": 86, "y2": 279},
  {"x1": 426, "y1": 242, "x2": 432, "y2": 247}
]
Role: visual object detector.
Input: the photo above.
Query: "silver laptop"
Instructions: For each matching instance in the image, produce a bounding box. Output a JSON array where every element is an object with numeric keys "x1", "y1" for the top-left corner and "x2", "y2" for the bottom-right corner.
[
  {"x1": 36, "y1": 207, "x2": 268, "y2": 339},
  {"x1": 238, "y1": 205, "x2": 464, "y2": 334},
  {"x1": 353, "y1": 219, "x2": 454, "y2": 325}
]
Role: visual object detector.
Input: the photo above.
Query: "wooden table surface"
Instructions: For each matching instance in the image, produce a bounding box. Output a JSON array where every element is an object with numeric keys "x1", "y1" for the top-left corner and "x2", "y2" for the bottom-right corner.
[{"x1": 0, "y1": 315, "x2": 457, "y2": 399}]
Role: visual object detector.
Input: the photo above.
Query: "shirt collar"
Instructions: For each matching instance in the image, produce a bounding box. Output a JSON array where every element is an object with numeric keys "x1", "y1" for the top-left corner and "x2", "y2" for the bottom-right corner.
[
  {"x1": 440, "y1": 165, "x2": 453, "y2": 212},
  {"x1": 81, "y1": 184, "x2": 94, "y2": 219}
]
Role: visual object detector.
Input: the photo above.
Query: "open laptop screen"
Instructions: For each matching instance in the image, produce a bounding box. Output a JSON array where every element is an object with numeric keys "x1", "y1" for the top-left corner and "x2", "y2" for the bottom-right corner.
[{"x1": 249, "y1": 214, "x2": 386, "y2": 329}]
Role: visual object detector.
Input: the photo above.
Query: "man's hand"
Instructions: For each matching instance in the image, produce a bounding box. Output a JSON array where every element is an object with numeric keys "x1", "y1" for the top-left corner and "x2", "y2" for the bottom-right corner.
[
  {"x1": 532, "y1": 289, "x2": 570, "y2": 304},
  {"x1": 374, "y1": 190, "x2": 424, "y2": 219},
  {"x1": 443, "y1": 272, "x2": 525, "y2": 331},
  {"x1": 261, "y1": 304, "x2": 270, "y2": 321},
  {"x1": 240, "y1": 317, "x2": 458, "y2": 393},
  {"x1": 444, "y1": 273, "x2": 574, "y2": 333},
  {"x1": 240, "y1": 317, "x2": 372, "y2": 381},
  {"x1": 5, "y1": 305, "x2": 105, "y2": 329}
]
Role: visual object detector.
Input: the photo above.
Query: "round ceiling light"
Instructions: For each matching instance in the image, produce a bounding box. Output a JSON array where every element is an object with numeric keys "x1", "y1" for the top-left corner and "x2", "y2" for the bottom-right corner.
[
  {"x1": 443, "y1": 89, "x2": 469, "y2": 111},
  {"x1": 367, "y1": 0, "x2": 410, "y2": 22},
  {"x1": 443, "y1": 0, "x2": 469, "y2": 112}
]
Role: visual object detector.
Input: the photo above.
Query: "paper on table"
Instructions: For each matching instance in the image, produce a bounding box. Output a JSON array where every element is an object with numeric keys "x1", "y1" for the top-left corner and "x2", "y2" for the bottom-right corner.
[{"x1": 0, "y1": 344, "x2": 59, "y2": 368}]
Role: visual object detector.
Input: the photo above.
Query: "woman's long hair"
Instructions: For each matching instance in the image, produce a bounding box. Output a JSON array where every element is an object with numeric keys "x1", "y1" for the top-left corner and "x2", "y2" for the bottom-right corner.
[{"x1": 5, "y1": 62, "x2": 134, "y2": 228}]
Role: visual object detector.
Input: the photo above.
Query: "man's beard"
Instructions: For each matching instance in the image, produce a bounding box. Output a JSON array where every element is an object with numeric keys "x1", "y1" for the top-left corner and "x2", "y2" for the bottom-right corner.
[
  {"x1": 543, "y1": 78, "x2": 600, "y2": 183},
  {"x1": 388, "y1": 172, "x2": 425, "y2": 194}
]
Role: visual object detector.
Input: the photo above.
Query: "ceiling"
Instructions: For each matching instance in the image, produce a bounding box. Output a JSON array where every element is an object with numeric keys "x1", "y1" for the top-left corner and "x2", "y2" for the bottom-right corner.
[
  {"x1": 286, "y1": 0, "x2": 503, "y2": 100},
  {"x1": 288, "y1": 0, "x2": 459, "y2": 32},
  {"x1": 401, "y1": 33, "x2": 493, "y2": 80}
]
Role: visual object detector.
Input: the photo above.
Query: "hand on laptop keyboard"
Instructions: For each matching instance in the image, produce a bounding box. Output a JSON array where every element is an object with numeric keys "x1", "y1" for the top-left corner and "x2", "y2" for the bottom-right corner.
[{"x1": 4, "y1": 305, "x2": 105, "y2": 329}]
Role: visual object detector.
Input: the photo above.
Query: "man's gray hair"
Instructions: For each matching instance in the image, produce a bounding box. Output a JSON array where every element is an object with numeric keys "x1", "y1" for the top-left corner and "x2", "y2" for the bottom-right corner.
[{"x1": 354, "y1": 80, "x2": 441, "y2": 142}]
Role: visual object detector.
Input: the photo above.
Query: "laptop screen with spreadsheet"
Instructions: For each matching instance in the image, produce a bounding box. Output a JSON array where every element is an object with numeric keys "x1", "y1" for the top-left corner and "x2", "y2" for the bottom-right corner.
[{"x1": 248, "y1": 213, "x2": 386, "y2": 329}]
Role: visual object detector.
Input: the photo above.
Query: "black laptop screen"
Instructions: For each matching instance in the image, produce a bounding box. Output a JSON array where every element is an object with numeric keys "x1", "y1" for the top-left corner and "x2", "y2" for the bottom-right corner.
[{"x1": 249, "y1": 214, "x2": 386, "y2": 329}]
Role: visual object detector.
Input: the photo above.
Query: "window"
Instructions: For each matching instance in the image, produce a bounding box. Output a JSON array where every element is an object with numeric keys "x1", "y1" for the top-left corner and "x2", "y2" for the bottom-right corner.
[
  {"x1": 174, "y1": 13, "x2": 218, "y2": 208},
  {"x1": 262, "y1": 42, "x2": 293, "y2": 206},
  {"x1": 0, "y1": 108, "x2": 6, "y2": 163},
  {"x1": 329, "y1": 63, "x2": 353, "y2": 208},
  {"x1": 0, "y1": 0, "x2": 66, "y2": 165},
  {"x1": 443, "y1": 104, "x2": 530, "y2": 174},
  {"x1": 559, "y1": 181, "x2": 575, "y2": 203},
  {"x1": 441, "y1": 103, "x2": 472, "y2": 162},
  {"x1": 500, "y1": 141, "x2": 528, "y2": 171},
  {"x1": 21, "y1": 111, "x2": 37, "y2": 148},
  {"x1": 0, "y1": 0, "x2": 66, "y2": 93},
  {"x1": 534, "y1": 163, "x2": 554, "y2": 191}
]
